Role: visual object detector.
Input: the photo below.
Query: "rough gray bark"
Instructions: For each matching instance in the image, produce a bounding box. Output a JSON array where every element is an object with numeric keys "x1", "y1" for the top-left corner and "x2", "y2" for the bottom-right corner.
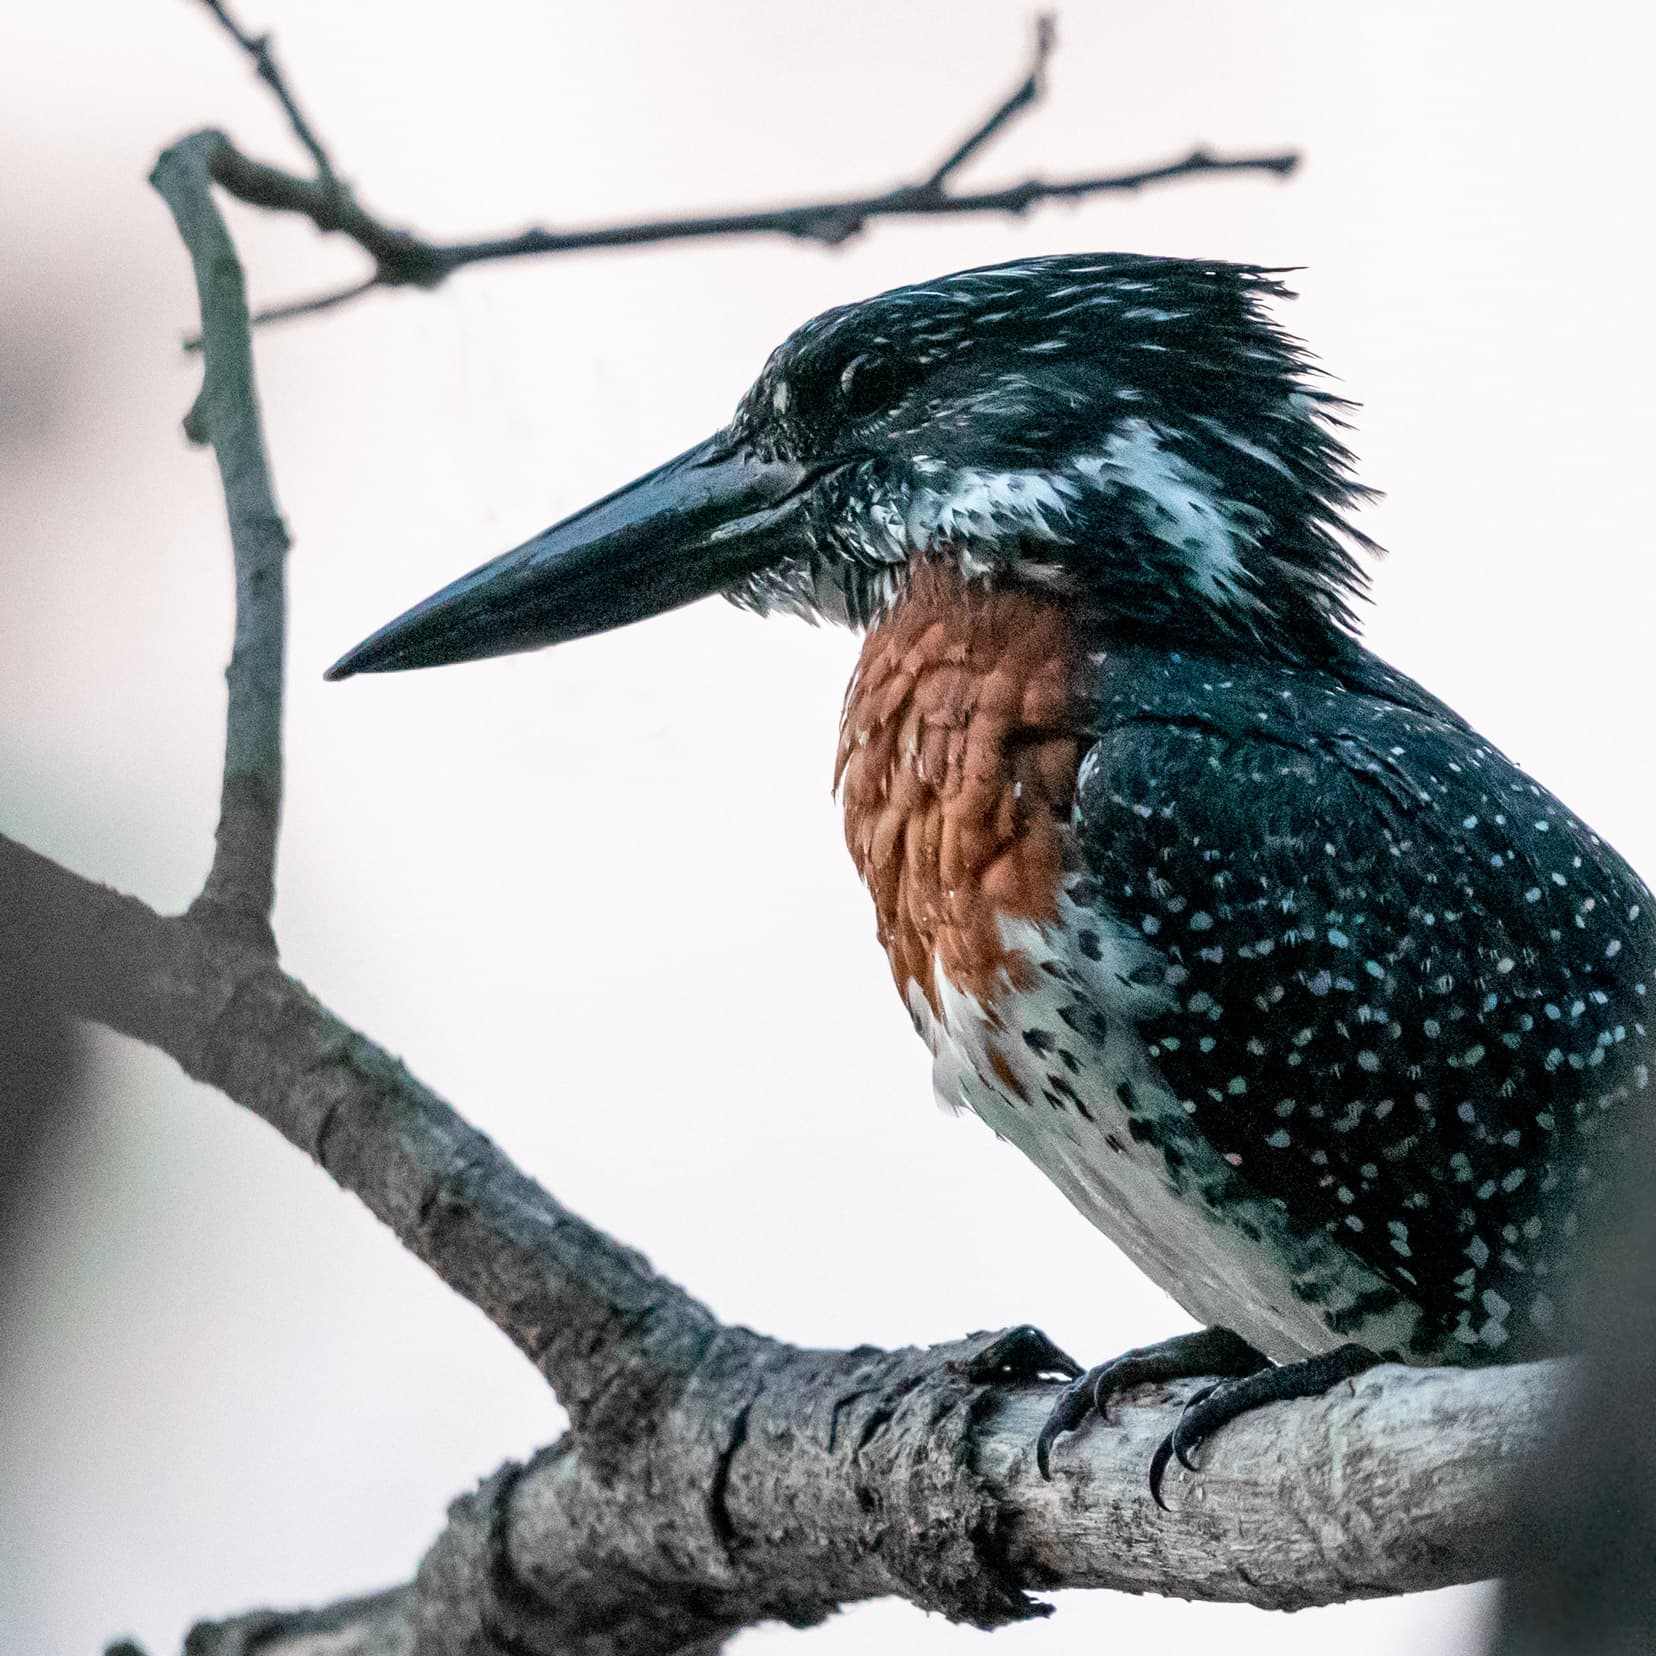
[{"x1": 164, "y1": 1342, "x2": 1558, "y2": 1656}]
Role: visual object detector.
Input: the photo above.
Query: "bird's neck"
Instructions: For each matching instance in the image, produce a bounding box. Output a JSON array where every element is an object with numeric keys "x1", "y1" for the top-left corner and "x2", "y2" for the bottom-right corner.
[{"x1": 835, "y1": 561, "x2": 1091, "y2": 1016}]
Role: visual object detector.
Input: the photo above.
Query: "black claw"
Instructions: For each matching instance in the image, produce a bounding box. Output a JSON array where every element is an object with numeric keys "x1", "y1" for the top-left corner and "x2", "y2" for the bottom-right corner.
[
  {"x1": 1147, "y1": 1343, "x2": 1381, "y2": 1506},
  {"x1": 1171, "y1": 1382, "x2": 1222, "y2": 1472},
  {"x1": 1036, "y1": 1372, "x2": 1093, "y2": 1480},
  {"x1": 1033, "y1": 1326, "x2": 1268, "y2": 1481},
  {"x1": 1035, "y1": 1421, "x2": 1059, "y2": 1482},
  {"x1": 1086, "y1": 1353, "x2": 1134, "y2": 1424},
  {"x1": 1147, "y1": 1431, "x2": 1176, "y2": 1511}
]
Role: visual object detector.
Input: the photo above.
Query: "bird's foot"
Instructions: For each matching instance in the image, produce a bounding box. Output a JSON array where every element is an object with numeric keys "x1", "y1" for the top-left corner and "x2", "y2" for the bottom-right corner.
[
  {"x1": 962, "y1": 1322, "x2": 1083, "y2": 1387},
  {"x1": 1146, "y1": 1341, "x2": 1379, "y2": 1509},
  {"x1": 1036, "y1": 1326, "x2": 1267, "y2": 1480}
]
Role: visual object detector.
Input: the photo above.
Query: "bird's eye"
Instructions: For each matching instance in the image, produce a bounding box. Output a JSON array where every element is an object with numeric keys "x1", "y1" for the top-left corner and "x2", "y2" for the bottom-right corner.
[{"x1": 838, "y1": 354, "x2": 900, "y2": 421}]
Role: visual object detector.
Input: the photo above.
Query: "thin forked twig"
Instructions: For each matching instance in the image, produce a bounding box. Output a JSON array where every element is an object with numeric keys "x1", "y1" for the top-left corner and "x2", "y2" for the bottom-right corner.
[
  {"x1": 241, "y1": 273, "x2": 382, "y2": 329},
  {"x1": 199, "y1": 0, "x2": 338, "y2": 185},
  {"x1": 924, "y1": 13, "x2": 1055, "y2": 189},
  {"x1": 187, "y1": 6, "x2": 1298, "y2": 335}
]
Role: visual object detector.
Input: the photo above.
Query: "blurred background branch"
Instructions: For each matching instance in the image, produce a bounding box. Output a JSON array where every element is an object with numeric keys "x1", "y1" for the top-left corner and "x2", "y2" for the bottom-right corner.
[
  {"x1": 1488, "y1": 1113, "x2": 1656, "y2": 1656},
  {"x1": 192, "y1": 0, "x2": 1296, "y2": 333},
  {"x1": 0, "y1": 862, "x2": 84, "y2": 1324}
]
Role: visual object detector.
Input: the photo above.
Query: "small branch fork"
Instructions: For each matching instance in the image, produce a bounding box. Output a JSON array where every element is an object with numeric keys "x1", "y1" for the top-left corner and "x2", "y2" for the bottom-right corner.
[
  {"x1": 0, "y1": 5, "x2": 1536, "y2": 1652},
  {"x1": 192, "y1": 1, "x2": 1298, "y2": 333},
  {"x1": 198, "y1": 0, "x2": 335, "y2": 184}
]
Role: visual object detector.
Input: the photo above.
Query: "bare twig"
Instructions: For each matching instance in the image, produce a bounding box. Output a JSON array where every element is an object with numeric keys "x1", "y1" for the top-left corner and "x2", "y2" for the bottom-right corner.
[
  {"x1": 209, "y1": 141, "x2": 1299, "y2": 333},
  {"x1": 393, "y1": 147, "x2": 1300, "y2": 264},
  {"x1": 234, "y1": 272, "x2": 381, "y2": 329},
  {"x1": 179, "y1": 11, "x2": 1297, "y2": 332},
  {"x1": 198, "y1": 0, "x2": 338, "y2": 185},
  {"x1": 923, "y1": 13, "x2": 1055, "y2": 190},
  {"x1": 151, "y1": 132, "x2": 288, "y2": 948}
]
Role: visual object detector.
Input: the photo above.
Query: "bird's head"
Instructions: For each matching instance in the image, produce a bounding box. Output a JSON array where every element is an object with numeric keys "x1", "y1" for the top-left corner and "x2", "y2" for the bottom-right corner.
[{"x1": 326, "y1": 254, "x2": 1375, "y2": 681}]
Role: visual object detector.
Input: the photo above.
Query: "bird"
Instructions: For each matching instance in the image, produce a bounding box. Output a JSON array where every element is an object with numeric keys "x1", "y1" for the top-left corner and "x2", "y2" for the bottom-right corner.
[{"x1": 326, "y1": 254, "x2": 1655, "y2": 1502}]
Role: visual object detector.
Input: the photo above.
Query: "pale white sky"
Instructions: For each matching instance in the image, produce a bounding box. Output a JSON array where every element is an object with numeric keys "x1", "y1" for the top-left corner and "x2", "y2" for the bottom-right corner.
[{"x1": 4, "y1": 2, "x2": 1653, "y2": 1652}]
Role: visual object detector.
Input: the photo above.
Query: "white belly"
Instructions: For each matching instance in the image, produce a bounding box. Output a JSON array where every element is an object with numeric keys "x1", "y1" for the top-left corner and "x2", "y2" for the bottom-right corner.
[{"x1": 909, "y1": 897, "x2": 1429, "y2": 1363}]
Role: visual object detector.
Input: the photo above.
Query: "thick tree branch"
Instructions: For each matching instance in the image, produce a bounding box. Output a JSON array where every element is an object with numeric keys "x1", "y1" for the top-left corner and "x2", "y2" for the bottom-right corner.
[
  {"x1": 175, "y1": 1340, "x2": 1561, "y2": 1656},
  {"x1": 6, "y1": 830, "x2": 1557, "y2": 1650},
  {"x1": 187, "y1": 7, "x2": 1297, "y2": 331},
  {"x1": 151, "y1": 132, "x2": 289, "y2": 947},
  {"x1": 1, "y1": 834, "x2": 713, "y2": 1437}
]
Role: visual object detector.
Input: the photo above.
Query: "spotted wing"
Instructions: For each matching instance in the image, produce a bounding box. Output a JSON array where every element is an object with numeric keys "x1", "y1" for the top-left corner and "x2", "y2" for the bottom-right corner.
[{"x1": 1073, "y1": 649, "x2": 1655, "y2": 1361}]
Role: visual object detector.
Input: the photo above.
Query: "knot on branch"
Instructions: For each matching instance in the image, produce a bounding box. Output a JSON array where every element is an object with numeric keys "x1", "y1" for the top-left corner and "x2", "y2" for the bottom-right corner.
[
  {"x1": 398, "y1": 1326, "x2": 1080, "y2": 1650},
  {"x1": 368, "y1": 232, "x2": 454, "y2": 291},
  {"x1": 415, "y1": 1448, "x2": 755, "y2": 1656},
  {"x1": 752, "y1": 1325, "x2": 1079, "y2": 1629}
]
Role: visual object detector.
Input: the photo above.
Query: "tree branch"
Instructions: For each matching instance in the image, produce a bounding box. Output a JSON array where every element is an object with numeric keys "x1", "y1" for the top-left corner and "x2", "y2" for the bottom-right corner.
[
  {"x1": 5, "y1": 829, "x2": 1558, "y2": 1650},
  {"x1": 182, "y1": 8, "x2": 1297, "y2": 332},
  {"x1": 198, "y1": 0, "x2": 340, "y2": 186},
  {"x1": 922, "y1": 15, "x2": 1054, "y2": 190},
  {"x1": 151, "y1": 132, "x2": 289, "y2": 948},
  {"x1": 1, "y1": 833, "x2": 713, "y2": 1436},
  {"x1": 169, "y1": 1336, "x2": 1562, "y2": 1656}
]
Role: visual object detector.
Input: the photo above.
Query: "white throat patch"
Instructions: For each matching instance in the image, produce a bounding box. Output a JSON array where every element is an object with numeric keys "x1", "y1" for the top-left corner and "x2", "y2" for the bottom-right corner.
[
  {"x1": 903, "y1": 466, "x2": 1076, "y2": 566},
  {"x1": 848, "y1": 418, "x2": 1272, "y2": 613}
]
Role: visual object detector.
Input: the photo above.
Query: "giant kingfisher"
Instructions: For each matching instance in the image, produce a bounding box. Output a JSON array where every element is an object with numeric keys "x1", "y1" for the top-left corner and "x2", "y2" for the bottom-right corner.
[{"x1": 327, "y1": 254, "x2": 1654, "y2": 1500}]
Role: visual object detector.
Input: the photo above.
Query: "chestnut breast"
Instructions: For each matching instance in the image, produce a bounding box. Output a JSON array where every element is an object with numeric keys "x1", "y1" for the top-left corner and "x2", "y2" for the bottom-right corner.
[{"x1": 834, "y1": 562, "x2": 1090, "y2": 1015}]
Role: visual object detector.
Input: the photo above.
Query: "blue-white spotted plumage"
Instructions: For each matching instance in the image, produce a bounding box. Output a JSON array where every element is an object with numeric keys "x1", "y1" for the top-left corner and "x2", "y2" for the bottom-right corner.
[
  {"x1": 913, "y1": 892, "x2": 1432, "y2": 1363},
  {"x1": 928, "y1": 641, "x2": 1653, "y2": 1365}
]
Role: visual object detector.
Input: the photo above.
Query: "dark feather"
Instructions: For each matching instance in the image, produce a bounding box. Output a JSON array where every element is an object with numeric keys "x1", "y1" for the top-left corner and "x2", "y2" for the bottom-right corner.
[{"x1": 1073, "y1": 642, "x2": 1656, "y2": 1360}]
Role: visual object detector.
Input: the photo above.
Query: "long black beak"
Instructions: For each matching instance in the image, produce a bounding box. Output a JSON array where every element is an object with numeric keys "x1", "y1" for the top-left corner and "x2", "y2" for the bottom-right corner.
[{"x1": 325, "y1": 433, "x2": 817, "y2": 680}]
